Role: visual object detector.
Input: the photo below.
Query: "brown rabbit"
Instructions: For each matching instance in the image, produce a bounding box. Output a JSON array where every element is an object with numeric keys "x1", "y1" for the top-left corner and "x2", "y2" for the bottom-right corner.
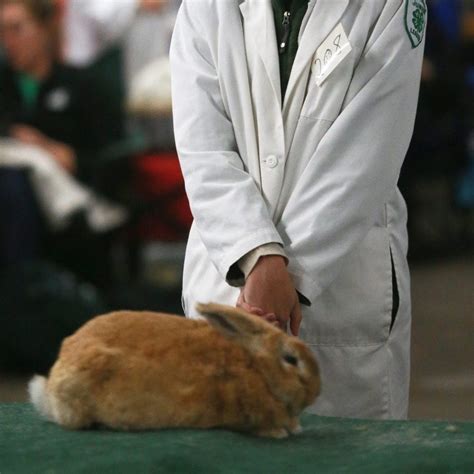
[{"x1": 29, "y1": 303, "x2": 320, "y2": 438}]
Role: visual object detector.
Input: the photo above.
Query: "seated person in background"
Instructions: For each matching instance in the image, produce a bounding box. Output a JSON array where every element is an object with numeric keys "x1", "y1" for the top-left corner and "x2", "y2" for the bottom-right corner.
[
  {"x1": 0, "y1": 0, "x2": 126, "y2": 272},
  {"x1": 0, "y1": 0, "x2": 125, "y2": 183}
]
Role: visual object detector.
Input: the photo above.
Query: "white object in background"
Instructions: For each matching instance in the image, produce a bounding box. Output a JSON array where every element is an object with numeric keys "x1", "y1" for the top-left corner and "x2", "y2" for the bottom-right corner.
[
  {"x1": 128, "y1": 56, "x2": 172, "y2": 115},
  {"x1": 124, "y1": 4, "x2": 178, "y2": 85},
  {"x1": 0, "y1": 139, "x2": 127, "y2": 232},
  {"x1": 63, "y1": 0, "x2": 139, "y2": 67}
]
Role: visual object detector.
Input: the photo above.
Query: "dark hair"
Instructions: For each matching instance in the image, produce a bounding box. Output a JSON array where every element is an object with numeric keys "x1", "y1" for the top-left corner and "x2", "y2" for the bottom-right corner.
[{"x1": 2, "y1": 0, "x2": 57, "y2": 24}]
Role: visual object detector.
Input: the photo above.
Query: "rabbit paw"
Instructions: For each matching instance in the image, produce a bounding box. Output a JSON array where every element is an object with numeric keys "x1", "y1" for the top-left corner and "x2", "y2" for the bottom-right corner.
[{"x1": 288, "y1": 418, "x2": 302, "y2": 435}]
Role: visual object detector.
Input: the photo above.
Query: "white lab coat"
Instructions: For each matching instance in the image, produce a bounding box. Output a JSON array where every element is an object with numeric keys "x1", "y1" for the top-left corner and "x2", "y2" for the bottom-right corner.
[{"x1": 170, "y1": 0, "x2": 426, "y2": 419}]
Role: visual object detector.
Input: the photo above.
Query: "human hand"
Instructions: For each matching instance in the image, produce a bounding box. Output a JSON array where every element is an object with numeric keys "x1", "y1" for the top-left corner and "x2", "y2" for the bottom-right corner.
[
  {"x1": 237, "y1": 255, "x2": 302, "y2": 336},
  {"x1": 10, "y1": 124, "x2": 76, "y2": 174},
  {"x1": 45, "y1": 142, "x2": 77, "y2": 174},
  {"x1": 237, "y1": 291, "x2": 280, "y2": 327},
  {"x1": 10, "y1": 124, "x2": 47, "y2": 147}
]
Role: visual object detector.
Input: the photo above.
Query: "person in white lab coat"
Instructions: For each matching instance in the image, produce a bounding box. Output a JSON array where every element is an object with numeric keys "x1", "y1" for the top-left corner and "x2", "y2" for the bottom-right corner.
[{"x1": 170, "y1": 0, "x2": 427, "y2": 419}]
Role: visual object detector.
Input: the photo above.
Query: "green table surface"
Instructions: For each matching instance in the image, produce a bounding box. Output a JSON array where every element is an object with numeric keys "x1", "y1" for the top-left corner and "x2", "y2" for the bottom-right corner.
[{"x1": 0, "y1": 403, "x2": 473, "y2": 473}]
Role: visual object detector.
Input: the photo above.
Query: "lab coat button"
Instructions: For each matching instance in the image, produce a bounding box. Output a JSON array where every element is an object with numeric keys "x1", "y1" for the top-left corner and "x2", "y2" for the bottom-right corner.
[{"x1": 265, "y1": 155, "x2": 278, "y2": 168}]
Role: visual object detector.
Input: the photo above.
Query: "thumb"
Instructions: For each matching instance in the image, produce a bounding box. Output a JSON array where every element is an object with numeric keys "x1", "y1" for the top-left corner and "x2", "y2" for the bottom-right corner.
[{"x1": 290, "y1": 299, "x2": 302, "y2": 337}]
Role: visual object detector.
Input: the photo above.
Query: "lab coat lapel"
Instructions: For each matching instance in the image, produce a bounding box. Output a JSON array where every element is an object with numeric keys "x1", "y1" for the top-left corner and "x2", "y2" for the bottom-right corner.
[
  {"x1": 240, "y1": 0, "x2": 282, "y2": 109},
  {"x1": 283, "y1": 0, "x2": 350, "y2": 113}
]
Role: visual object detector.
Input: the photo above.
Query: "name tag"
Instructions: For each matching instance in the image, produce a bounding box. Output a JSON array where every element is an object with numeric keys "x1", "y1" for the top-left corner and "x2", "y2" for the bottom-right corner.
[{"x1": 312, "y1": 23, "x2": 352, "y2": 87}]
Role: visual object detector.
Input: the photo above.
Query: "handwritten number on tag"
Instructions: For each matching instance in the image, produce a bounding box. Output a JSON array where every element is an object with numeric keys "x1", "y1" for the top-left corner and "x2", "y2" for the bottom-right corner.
[{"x1": 312, "y1": 24, "x2": 352, "y2": 87}]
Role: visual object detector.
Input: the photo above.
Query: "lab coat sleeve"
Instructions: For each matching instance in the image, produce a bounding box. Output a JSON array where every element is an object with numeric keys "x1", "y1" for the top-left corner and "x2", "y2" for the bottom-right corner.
[
  {"x1": 170, "y1": 1, "x2": 283, "y2": 282},
  {"x1": 279, "y1": 2, "x2": 426, "y2": 303}
]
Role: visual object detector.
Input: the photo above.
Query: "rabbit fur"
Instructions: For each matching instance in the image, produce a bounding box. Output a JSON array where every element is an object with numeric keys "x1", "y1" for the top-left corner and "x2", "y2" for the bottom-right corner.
[{"x1": 29, "y1": 303, "x2": 320, "y2": 438}]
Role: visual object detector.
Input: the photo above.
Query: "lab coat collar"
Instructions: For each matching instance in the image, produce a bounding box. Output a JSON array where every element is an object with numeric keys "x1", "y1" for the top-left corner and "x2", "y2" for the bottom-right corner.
[
  {"x1": 240, "y1": 0, "x2": 282, "y2": 109},
  {"x1": 239, "y1": 0, "x2": 350, "y2": 117}
]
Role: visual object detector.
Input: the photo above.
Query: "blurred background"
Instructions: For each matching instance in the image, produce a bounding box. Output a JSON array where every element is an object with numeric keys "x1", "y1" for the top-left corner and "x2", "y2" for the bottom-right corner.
[{"x1": 0, "y1": 0, "x2": 472, "y2": 420}]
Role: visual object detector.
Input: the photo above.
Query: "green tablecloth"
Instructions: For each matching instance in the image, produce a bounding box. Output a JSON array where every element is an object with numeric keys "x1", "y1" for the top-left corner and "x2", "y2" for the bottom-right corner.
[{"x1": 0, "y1": 404, "x2": 473, "y2": 473}]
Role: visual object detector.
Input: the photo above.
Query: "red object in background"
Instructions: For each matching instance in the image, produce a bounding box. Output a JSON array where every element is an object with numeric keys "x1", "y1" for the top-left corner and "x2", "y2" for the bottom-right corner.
[{"x1": 133, "y1": 153, "x2": 193, "y2": 241}]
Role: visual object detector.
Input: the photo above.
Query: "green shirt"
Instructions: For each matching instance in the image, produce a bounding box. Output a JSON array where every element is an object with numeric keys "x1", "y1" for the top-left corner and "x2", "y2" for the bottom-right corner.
[
  {"x1": 271, "y1": 0, "x2": 309, "y2": 99},
  {"x1": 16, "y1": 73, "x2": 40, "y2": 111}
]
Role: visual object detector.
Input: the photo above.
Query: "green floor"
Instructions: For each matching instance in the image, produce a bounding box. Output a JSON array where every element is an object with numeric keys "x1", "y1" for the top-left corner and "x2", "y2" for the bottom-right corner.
[{"x1": 0, "y1": 404, "x2": 473, "y2": 473}]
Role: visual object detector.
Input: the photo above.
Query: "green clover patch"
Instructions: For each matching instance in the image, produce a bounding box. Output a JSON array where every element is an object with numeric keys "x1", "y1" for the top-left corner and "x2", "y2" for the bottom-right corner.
[{"x1": 405, "y1": 0, "x2": 427, "y2": 48}]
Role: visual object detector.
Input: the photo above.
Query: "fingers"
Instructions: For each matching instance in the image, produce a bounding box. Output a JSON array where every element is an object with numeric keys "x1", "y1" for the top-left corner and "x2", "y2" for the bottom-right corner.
[
  {"x1": 237, "y1": 295, "x2": 264, "y2": 316},
  {"x1": 238, "y1": 297, "x2": 300, "y2": 335},
  {"x1": 290, "y1": 300, "x2": 302, "y2": 336},
  {"x1": 237, "y1": 291, "x2": 278, "y2": 323},
  {"x1": 262, "y1": 313, "x2": 278, "y2": 323}
]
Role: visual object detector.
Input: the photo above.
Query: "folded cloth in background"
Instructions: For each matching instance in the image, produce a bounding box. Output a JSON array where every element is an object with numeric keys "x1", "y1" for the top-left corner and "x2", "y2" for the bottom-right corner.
[
  {"x1": 127, "y1": 56, "x2": 172, "y2": 115},
  {"x1": 0, "y1": 139, "x2": 128, "y2": 232}
]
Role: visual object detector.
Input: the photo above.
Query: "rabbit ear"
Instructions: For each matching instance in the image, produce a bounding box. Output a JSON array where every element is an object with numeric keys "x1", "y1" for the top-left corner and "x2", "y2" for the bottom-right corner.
[{"x1": 196, "y1": 303, "x2": 265, "y2": 340}]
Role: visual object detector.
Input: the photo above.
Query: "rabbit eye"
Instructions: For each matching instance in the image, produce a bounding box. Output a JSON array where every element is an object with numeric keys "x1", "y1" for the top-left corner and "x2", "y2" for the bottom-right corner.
[{"x1": 283, "y1": 354, "x2": 298, "y2": 366}]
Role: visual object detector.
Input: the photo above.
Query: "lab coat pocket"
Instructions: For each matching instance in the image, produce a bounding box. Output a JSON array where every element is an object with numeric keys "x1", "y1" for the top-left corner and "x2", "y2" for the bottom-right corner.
[
  {"x1": 389, "y1": 248, "x2": 400, "y2": 334},
  {"x1": 300, "y1": 226, "x2": 393, "y2": 346}
]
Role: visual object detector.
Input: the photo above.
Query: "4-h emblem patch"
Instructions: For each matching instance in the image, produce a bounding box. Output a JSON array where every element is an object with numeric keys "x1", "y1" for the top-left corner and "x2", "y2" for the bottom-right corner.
[{"x1": 405, "y1": 0, "x2": 427, "y2": 48}]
